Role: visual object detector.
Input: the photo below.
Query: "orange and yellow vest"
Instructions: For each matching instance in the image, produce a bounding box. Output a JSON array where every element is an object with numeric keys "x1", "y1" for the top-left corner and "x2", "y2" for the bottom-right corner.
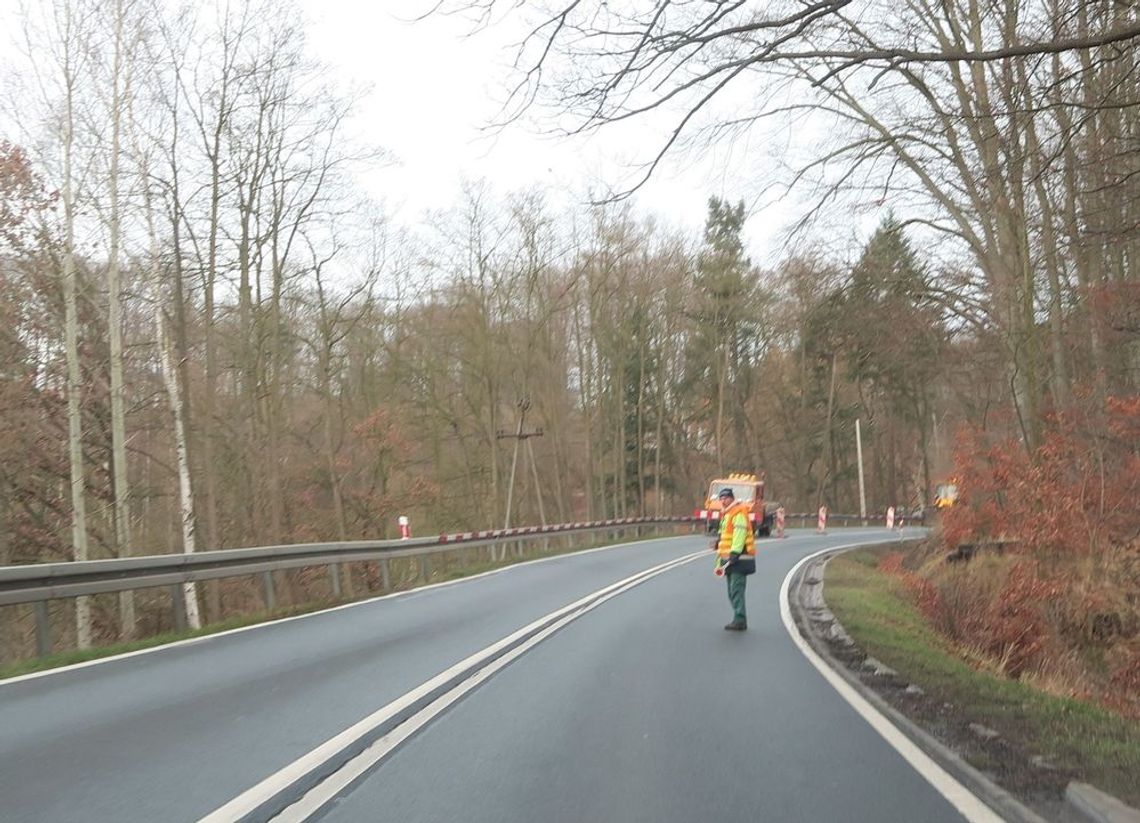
[{"x1": 716, "y1": 501, "x2": 756, "y2": 558}]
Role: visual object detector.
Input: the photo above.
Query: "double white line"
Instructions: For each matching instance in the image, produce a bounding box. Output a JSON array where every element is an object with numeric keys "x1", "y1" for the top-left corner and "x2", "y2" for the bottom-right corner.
[{"x1": 200, "y1": 550, "x2": 705, "y2": 823}]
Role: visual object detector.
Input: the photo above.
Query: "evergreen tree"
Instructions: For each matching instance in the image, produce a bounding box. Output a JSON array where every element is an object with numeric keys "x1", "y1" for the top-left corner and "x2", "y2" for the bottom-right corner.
[
  {"x1": 841, "y1": 217, "x2": 946, "y2": 504},
  {"x1": 684, "y1": 197, "x2": 765, "y2": 471}
]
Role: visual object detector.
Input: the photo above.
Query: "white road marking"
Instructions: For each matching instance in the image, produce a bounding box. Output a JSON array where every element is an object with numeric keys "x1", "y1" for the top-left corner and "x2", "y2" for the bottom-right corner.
[
  {"x1": 1, "y1": 533, "x2": 694, "y2": 688},
  {"x1": 779, "y1": 544, "x2": 1004, "y2": 823},
  {"x1": 199, "y1": 550, "x2": 706, "y2": 823}
]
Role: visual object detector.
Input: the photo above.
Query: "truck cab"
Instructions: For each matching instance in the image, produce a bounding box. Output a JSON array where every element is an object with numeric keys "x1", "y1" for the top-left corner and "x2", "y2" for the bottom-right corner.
[
  {"x1": 695, "y1": 472, "x2": 773, "y2": 537},
  {"x1": 934, "y1": 480, "x2": 959, "y2": 509}
]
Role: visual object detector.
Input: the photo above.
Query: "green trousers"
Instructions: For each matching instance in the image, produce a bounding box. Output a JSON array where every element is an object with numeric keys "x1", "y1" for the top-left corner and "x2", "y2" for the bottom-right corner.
[{"x1": 726, "y1": 570, "x2": 747, "y2": 624}]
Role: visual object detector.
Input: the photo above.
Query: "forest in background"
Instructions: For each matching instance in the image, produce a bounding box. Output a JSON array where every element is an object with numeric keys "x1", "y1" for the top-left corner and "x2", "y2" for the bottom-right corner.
[{"x1": 0, "y1": 0, "x2": 1137, "y2": 689}]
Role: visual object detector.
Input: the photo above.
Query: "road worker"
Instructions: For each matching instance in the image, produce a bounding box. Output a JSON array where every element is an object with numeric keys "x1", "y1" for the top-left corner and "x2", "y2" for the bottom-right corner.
[{"x1": 714, "y1": 487, "x2": 756, "y2": 630}]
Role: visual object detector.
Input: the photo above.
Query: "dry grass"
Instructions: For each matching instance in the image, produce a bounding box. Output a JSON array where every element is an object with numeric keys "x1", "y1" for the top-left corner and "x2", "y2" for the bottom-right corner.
[{"x1": 894, "y1": 537, "x2": 1140, "y2": 718}]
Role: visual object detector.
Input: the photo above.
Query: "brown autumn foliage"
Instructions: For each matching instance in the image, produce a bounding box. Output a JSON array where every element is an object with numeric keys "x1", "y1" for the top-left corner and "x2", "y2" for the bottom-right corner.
[{"x1": 881, "y1": 396, "x2": 1140, "y2": 717}]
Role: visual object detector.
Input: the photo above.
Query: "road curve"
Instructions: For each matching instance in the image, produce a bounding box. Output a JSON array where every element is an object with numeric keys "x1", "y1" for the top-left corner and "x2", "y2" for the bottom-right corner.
[
  {"x1": 313, "y1": 528, "x2": 967, "y2": 823},
  {"x1": 0, "y1": 528, "x2": 966, "y2": 823}
]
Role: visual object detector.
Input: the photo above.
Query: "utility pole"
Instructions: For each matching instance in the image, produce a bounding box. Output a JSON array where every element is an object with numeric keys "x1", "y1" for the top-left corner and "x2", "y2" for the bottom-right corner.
[
  {"x1": 526, "y1": 438, "x2": 547, "y2": 526},
  {"x1": 497, "y1": 397, "x2": 545, "y2": 531},
  {"x1": 856, "y1": 417, "x2": 867, "y2": 525}
]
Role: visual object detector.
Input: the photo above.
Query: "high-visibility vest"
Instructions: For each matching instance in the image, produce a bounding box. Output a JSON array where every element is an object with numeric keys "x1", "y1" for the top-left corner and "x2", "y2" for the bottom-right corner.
[{"x1": 716, "y1": 501, "x2": 756, "y2": 557}]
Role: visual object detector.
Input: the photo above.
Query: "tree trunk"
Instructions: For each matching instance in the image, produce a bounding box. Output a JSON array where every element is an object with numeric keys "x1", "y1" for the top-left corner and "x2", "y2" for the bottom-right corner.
[
  {"x1": 106, "y1": 0, "x2": 135, "y2": 639},
  {"x1": 158, "y1": 308, "x2": 202, "y2": 629},
  {"x1": 60, "y1": 12, "x2": 92, "y2": 648},
  {"x1": 715, "y1": 347, "x2": 727, "y2": 474},
  {"x1": 816, "y1": 351, "x2": 838, "y2": 508},
  {"x1": 636, "y1": 338, "x2": 646, "y2": 515}
]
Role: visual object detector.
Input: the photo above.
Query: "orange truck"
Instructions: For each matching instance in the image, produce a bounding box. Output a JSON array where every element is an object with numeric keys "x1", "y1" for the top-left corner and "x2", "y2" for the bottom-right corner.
[
  {"x1": 933, "y1": 479, "x2": 959, "y2": 510},
  {"x1": 694, "y1": 472, "x2": 774, "y2": 537}
]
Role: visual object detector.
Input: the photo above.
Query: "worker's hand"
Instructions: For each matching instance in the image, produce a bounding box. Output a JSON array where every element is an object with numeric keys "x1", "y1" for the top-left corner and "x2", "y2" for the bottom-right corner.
[{"x1": 723, "y1": 553, "x2": 737, "y2": 568}]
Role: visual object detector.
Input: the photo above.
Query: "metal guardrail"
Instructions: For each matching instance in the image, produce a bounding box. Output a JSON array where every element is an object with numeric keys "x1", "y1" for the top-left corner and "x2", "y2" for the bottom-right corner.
[
  {"x1": 1, "y1": 513, "x2": 914, "y2": 658},
  {"x1": 1, "y1": 516, "x2": 697, "y2": 658}
]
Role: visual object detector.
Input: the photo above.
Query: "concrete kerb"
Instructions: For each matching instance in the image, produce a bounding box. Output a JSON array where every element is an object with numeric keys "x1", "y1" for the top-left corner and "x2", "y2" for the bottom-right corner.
[
  {"x1": 788, "y1": 546, "x2": 1049, "y2": 823},
  {"x1": 1064, "y1": 783, "x2": 1140, "y2": 823},
  {"x1": 791, "y1": 546, "x2": 1140, "y2": 823}
]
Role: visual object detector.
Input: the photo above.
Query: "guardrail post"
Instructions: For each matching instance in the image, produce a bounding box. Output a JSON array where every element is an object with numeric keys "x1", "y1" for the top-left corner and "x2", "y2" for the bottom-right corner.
[
  {"x1": 328, "y1": 564, "x2": 342, "y2": 599},
  {"x1": 34, "y1": 601, "x2": 51, "y2": 657},
  {"x1": 419, "y1": 554, "x2": 430, "y2": 583},
  {"x1": 380, "y1": 558, "x2": 390, "y2": 591},
  {"x1": 262, "y1": 571, "x2": 276, "y2": 611},
  {"x1": 171, "y1": 585, "x2": 188, "y2": 632}
]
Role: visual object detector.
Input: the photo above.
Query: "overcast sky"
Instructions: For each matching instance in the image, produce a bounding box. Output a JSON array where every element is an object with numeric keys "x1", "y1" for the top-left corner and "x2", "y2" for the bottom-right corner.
[
  {"x1": 0, "y1": 0, "x2": 801, "y2": 262},
  {"x1": 298, "y1": 1, "x2": 793, "y2": 261}
]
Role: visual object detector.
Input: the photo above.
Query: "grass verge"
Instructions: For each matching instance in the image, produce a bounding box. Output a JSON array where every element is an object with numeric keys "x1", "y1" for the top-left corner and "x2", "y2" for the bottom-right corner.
[{"x1": 825, "y1": 547, "x2": 1140, "y2": 807}]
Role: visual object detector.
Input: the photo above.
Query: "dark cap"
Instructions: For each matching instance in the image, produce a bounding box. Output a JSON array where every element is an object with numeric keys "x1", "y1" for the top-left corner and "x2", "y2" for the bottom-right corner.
[{"x1": 717, "y1": 488, "x2": 734, "y2": 500}]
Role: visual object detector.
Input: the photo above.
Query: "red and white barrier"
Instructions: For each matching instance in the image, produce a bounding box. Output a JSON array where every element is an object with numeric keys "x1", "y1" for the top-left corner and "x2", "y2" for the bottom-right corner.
[
  {"x1": 436, "y1": 515, "x2": 690, "y2": 545},
  {"x1": 886, "y1": 506, "x2": 895, "y2": 530},
  {"x1": 398, "y1": 515, "x2": 411, "y2": 540},
  {"x1": 817, "y1": 506, "x2": 828, "y2": 533},
  {"x1": 776, "y1": 506, "x2": 786, "y2": 538}
]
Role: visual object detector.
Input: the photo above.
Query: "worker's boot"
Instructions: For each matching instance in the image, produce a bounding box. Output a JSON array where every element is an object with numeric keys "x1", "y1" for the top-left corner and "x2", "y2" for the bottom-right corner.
[{"x1": 724, "y1": 621, "x2": 747, "y2": 631}]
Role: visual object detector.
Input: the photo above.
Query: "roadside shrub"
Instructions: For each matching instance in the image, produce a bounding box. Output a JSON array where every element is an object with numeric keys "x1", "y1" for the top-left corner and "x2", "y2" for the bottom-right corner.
[
  {"x1": 885, "y1": 396, "x2": 1140, "y2": 715},
  {"x1": 943, "y1": 395, "x2": 1140, "y2": 558}
]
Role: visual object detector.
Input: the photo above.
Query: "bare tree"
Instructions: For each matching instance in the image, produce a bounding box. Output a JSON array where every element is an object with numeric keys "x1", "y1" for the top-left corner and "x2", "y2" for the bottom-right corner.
[
  {"x1": 433, "y1": 1, "x2": 1140, "y2": 193},
  {"x1": 17, "y1": 0, "x2": 99, "y2": 647},
  {"x1": 91, "y1": 0, "x2": 144, "y2": 638},
  {"x1": 433, "y1": 0, "x2": 1140, "y2": 452}
]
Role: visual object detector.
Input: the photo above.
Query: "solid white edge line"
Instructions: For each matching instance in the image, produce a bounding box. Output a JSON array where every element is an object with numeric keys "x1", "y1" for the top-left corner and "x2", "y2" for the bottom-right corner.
[
  {"x1": 198, "y1": 550, "x2": 706, "y2": 823},
  {"x1": 272, "y1": 553, "x2": 704, "y2": 822},
  {"x1": 779, "y1": 543, "x2": 1003, "y2": 823},
  {"x1": 1, "y1": 533, "x2": 696, "y2": 688}
]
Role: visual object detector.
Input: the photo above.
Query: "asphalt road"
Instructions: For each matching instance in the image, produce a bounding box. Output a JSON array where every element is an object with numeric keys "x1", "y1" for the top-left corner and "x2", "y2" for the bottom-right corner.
[{"x1": 0, "y1": 528, "x2": 966, "y2": 823}]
